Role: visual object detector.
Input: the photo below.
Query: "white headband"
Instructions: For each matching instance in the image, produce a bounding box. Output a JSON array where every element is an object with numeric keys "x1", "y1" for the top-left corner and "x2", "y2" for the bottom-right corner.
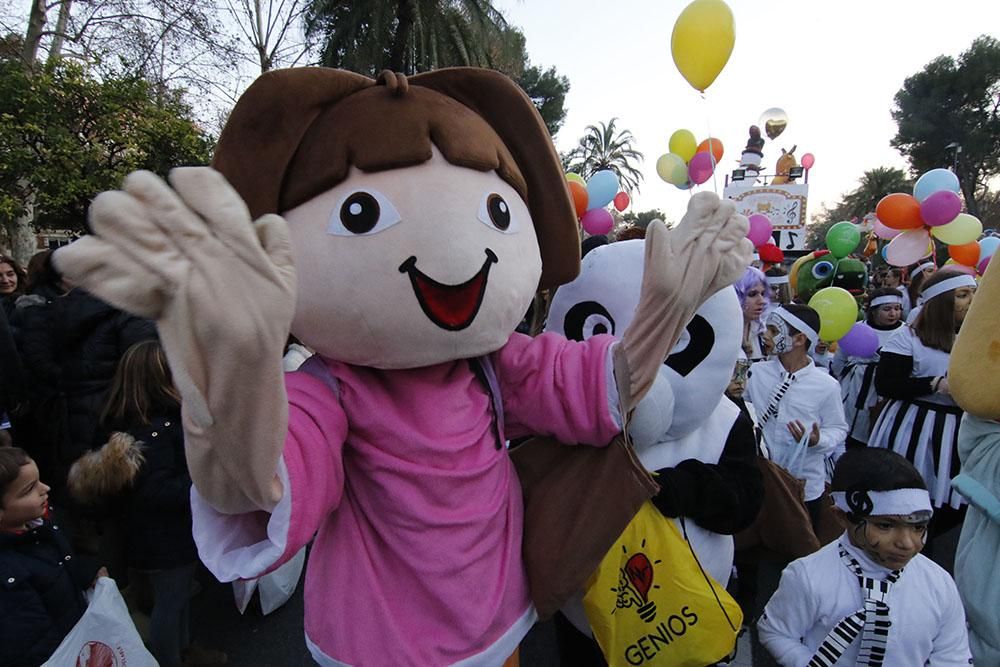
[
  {"x1": 766, "y1": 275, "x2": 790, "y2": 286},
  {"x1": 921, "y1": 274, "x2": 977, "y2": 302},
  {"x1": 915, "y1": 261, "x2": 936, "y2": 273},
  {"x1": 870, "y1": 295, "x2": 902, "y2": 308},
  {"x1": 831, "y1": 488, "x2": 933, "y2": 518},
  {"x1": 773, "y1": 307, "x2": 819, "y2": 345}
]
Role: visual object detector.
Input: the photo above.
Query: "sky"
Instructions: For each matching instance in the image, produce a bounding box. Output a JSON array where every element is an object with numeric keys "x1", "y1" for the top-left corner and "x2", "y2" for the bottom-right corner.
[{"x1": 495, "y1": 0, "x2": 1000, "y2": 225}]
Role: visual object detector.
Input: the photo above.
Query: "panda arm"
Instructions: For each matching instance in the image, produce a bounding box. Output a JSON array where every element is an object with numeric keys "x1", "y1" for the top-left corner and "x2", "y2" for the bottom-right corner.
[{"x1": 650, "y1": 412, "x2": 762, "y2": 534}]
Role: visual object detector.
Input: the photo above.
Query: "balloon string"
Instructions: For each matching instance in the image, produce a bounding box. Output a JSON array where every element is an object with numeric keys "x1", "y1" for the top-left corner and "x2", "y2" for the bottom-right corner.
[{"x1": 701, "y1": 91, "x2": 719, "y2": 194}]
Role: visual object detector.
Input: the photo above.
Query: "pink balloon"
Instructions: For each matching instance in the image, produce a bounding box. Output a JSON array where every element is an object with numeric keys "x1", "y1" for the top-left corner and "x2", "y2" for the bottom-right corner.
[
  {"x1": 838, "y1": 322, "x2": 879, "y2": 358},
  {"x1": 747, "y1": 214, "x2": 773, "y2": 248},
  {"x1": 688, "y1": 152, "x2": 714, "y2": 185},
  {"x1": 580, "y1": 207, "x2": 613, "y2": 235},
  {"x1": 919, "y1": 190, "x2": 962, "y2": 227},
  {"x1": 800, "y1": 153, "x2": 815, "y2": 169},
  {"x1": 885, "y1": 228, "x2": 932, "y2": 267},
  {"x1": 978, "y1": 255, "x2": 992, "y2": 275},
  {"x1": 873, "y1": 218, "x2": 901, "y2": 240}
]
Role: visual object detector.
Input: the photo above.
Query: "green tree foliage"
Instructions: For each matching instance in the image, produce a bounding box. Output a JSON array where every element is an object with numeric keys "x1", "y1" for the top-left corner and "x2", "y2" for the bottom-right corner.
[
  {"x1": 517, "y1": 63, "x2": 569, "y2": 137},
  {"x1": 0, "y1": 57, "x2": 214, "y2": 233},
  {"x1": 303, "y1": 3, "x2": 569, "y2": 136},
  {"x1": 805, "y1": 167, "x2": 911, "y2": 249},
  {"x1": 891, "y1": 35, "x2": 1000, "y2": 217},
  {"x1": 622, "y1": 209, "x2": 668, "y2": 229},
  {"x1": 563, "y1": 119, "x2": 645, "y2": 194},
  {"x1": 305, "y1": 0, "x2": 508, "y2": 74}
]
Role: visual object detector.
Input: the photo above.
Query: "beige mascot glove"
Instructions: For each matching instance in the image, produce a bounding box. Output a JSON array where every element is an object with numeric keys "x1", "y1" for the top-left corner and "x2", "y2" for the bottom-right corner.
[
  {"x1": 54, "y1": 168, "x2": 295, "y2": 513},
  {"x1": 615, "y1": 191, "x2": 752, "y2": 411}
]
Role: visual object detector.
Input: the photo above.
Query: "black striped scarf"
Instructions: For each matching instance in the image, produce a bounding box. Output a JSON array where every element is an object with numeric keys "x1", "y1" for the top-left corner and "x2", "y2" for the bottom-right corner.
[
  {"x1": 807, "y1": 545, "x2": 901, "y2": 667},
  {"x1": 759, "y1": 372, "x2": 796, "y2": 426}
]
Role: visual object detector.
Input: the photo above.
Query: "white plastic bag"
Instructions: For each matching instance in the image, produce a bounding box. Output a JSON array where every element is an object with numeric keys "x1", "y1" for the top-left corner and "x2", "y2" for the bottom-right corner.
[
  {"x1": 43, "y1": 577, "x2": 157, "y2": 666},
  {"x1": 232, "y1": 547, "x2": 306, "y2": 615}
]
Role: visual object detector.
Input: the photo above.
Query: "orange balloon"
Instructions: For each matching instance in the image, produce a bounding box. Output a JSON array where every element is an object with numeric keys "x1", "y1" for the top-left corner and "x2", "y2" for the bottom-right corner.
[
  {"x1": 875, "y1": 193, "x2": 924, "y2": 230},
  {"x1": 568, "y1": 181, "x2": 588, "y2": 218},
  {"x1": 949, "y1": 241, "x2": 981, "y2": 267},
  {"x1": 696, "y1": 138, "x2": 724, "y2": 164}
]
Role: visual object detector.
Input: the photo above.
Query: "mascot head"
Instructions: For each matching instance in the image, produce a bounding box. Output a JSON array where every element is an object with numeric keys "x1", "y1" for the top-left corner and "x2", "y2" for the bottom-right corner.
[
  {"x1": 950, "y1": 257, "x2": 1000, "y2": 419},
  {"x1": 210, "y1": 68, "x2": 579, "y2": 369},
  {"x1": 789, "y1": 250, "x2": 868, "y2": 303},
  {"x1": 545, "y1": 240, "x2": 742, "y2": 438}
]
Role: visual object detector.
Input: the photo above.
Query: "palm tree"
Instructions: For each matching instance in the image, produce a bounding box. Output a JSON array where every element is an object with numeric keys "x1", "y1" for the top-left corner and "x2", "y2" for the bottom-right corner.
[
  {"x1": 840, "y1": 167, "x2": 912, "y2": 221},
  {"x1": 563, "y1": 119, "x2": 645, "y2": 193},
  {"x1": 305, "y1": 0, "x2": 510, "y2": 75}
]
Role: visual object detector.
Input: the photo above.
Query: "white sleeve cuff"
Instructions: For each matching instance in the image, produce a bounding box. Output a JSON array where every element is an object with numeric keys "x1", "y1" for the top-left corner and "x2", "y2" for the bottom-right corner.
[
  {"x1": 191, "y1": 458, "x2": 293, "y2": 583},
  {"x1": 605, "y1": 343, "x2": 624, "y2": 429}
]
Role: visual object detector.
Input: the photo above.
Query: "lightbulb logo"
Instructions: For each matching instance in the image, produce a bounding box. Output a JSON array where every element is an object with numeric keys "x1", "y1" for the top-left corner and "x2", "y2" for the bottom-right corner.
[{"x1": 612, "y1": 540, "x2": 662, "y2": 623}]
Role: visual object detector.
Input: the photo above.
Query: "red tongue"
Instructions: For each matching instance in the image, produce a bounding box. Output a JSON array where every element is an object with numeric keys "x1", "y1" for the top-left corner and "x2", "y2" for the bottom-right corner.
[{"x1": 413, "y1": 269, "x2": 487, "y2": 329}]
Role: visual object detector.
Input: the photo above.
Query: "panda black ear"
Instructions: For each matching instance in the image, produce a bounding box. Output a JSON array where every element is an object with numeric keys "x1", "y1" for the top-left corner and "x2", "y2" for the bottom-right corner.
[{"x1": 581, "y1": 235, "x2": 609, "y2": 258}]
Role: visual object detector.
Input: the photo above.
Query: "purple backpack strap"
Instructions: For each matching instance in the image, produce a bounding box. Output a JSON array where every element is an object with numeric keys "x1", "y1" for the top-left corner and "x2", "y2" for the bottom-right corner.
[
  {"x1": 475, "y1": 355, "x2": 505, "y2": 439},
  {"x1": 298, "y1": 355, "x2": 340, "y2": 399}
]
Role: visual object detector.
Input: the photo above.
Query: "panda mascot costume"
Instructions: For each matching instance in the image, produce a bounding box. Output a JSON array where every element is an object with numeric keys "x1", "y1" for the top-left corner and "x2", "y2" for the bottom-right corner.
[{"x1": 544, "y1": 239, "x2": 762, "y2": 661}]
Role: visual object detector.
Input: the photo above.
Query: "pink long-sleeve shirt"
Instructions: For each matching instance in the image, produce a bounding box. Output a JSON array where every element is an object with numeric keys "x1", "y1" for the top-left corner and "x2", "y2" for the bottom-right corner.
[{"x1": 193, "y1": 332, "x2": 620, "y2": 666}]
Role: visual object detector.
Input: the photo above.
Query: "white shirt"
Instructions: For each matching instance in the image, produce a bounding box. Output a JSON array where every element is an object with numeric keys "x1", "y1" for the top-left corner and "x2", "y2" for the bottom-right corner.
[
  {"x1": 881, "y1": 325, "x2": 955, "y2": 407},
  {"x1": 759, "y1": 534, "x2": 972, "y2": 666},
  {"x1": 746, "y1": 358, "x2": 847, "y2": 500}
]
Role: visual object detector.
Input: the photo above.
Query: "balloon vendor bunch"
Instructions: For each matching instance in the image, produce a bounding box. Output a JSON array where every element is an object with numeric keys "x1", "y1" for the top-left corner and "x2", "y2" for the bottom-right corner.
[
  {"x1": 565, "y1": 170, "x2": 628, "y2": 236},
  {"x1": 656, "y1": 131, "x2": 724, "y2": 189},
  {"x1": 874, "y1": 168, "x2": 986, "y2": 270}
]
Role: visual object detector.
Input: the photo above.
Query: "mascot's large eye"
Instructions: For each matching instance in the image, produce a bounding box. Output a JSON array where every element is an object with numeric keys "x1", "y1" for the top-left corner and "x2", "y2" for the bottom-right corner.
[
  {"x1": 563, "y1": 301, "x2": 615, "y2": 342},
  {"x1": 664, "y1": 315, "x2": 715, "y2": 377},
  {"x1": 327, "y1": 189, "x2": 402, "y2": 237},
  {"x1": 811, "y1": 260, "x2": 835, "y2": 280},
  {"x1": 478, "y1": 192, "x2": 518, "y2": 233}
]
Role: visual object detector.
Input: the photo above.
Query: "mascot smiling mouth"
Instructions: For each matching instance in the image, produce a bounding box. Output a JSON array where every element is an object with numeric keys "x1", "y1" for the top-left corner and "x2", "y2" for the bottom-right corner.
[{"x1": 399, "y1": 249, "x2": 498, "y2": 331}]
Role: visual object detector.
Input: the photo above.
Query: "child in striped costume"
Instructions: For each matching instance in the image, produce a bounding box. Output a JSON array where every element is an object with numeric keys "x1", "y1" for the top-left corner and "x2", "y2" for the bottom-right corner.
[{"x1": 758, "y1": 448, "x2": 971, "y2": 666}]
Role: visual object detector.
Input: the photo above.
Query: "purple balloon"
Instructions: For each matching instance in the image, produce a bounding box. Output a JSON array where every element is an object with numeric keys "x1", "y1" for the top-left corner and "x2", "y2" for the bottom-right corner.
[
  {"x1": 747, "y1": 214, "x2": 773, "y2": 248},
  {"x1": 838, "y1": 322, "x2": 879, "y2": 358},
  {"x1": 979, "y1": 254, "x2": 992, "y2": 276},
  {"x1": 688, "y1": 152, "x2": 714, "y2": 185},
  {"x1": 920, "y1": 190, "x2": 962, "y2": 227},
  {"x1": 580, "y1": 207, "x2": 613, "y2": 235}
]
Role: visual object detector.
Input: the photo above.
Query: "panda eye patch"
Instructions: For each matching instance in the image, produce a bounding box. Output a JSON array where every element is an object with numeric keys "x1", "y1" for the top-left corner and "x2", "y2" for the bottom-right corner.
[{"x1": 563, "y1": 301, "x2": 615, "y2": 342}]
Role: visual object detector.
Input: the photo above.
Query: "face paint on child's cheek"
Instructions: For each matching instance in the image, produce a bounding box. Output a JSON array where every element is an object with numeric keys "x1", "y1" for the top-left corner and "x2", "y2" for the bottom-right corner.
[{"x1": 282, "y1": 149, "x2": 542, "y2": 369}]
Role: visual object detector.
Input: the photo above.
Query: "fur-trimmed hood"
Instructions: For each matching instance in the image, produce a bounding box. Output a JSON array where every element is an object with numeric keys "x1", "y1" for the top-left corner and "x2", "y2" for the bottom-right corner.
[{"x1": 66, "y1": 432, "x2": 144, "y2": 504}]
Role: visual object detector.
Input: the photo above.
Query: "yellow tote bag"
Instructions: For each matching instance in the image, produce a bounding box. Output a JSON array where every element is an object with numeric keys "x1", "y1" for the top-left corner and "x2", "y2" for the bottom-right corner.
[{"x1": 583, "y1": 502, "x2": 743, "y2": 667}]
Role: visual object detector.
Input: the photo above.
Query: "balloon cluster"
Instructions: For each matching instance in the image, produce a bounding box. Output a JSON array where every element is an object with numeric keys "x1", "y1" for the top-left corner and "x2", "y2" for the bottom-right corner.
[
  {"x1": 565, "y1": 170, "x2": 625, "y2": 235},
  {"x1": 657, "y1": 130, "x2": 724, "y2": 189},
  {"x1": 875, "y1": 169, "x2": 981, "y2": 267}
]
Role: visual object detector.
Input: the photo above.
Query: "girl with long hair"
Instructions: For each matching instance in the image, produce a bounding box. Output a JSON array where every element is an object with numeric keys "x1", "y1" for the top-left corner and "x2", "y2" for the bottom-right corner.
[{"x1": 868, "y1": 269, "x2": 977, "y2": 550}]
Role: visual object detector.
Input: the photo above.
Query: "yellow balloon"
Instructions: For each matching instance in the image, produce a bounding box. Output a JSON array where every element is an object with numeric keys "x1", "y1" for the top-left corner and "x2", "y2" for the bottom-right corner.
[
  {"x1": 931, "y1": 213, "x2": 982, "y2": 246},
  {"x1": 668, "y1": 129, "x2": 698, "y2": 163},
  {"x1": 808, "y1": 287, "x2": 857, "y2": 343},
  {"x1": 671, "y1": 0, "x2": 736, "y2": 92},
  {"x1": 566, "y1": 172, "x2": 585, "y2": 186},
  {"x1": 656, "y1": 153, "x2": 689, "y2": 185}
]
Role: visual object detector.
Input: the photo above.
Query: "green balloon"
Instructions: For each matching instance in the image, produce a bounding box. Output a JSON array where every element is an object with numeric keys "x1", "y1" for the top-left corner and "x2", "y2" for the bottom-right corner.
[{"x1": 825, "y1": 221, "x2": 861, "y2": 259}]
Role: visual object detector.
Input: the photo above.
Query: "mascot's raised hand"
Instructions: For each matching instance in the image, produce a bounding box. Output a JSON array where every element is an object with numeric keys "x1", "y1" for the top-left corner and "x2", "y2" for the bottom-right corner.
[
  {"x1": 54, "y1": 168, "x2": 296, "y2": 513},
  {"x1": 615, "y1": 192, "x2": 751, "y2": 410}
]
